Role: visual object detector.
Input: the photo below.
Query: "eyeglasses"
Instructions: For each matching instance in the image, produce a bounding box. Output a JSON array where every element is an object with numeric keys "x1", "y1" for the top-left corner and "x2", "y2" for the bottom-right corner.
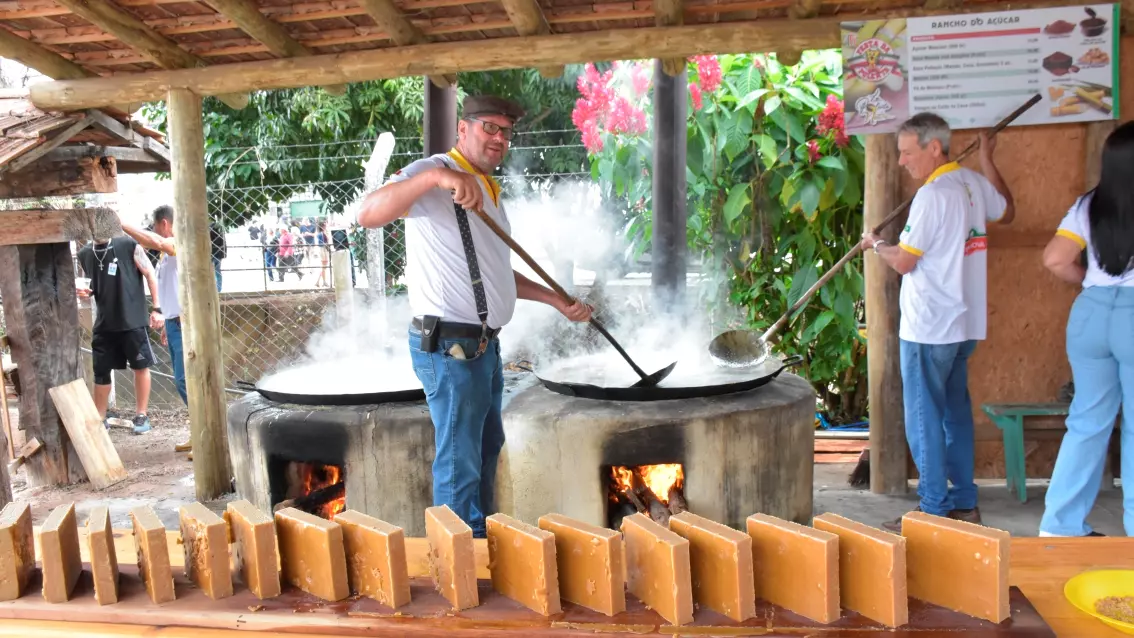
[{"x1": 468, "y1": 117, "x2": 515, "y2": 141}]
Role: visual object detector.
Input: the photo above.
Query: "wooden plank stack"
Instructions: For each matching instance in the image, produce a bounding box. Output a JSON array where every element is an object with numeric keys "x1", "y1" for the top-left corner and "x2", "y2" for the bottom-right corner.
[{"x1": 0, "y1": 499, "x2": 1022, "y2": 633}]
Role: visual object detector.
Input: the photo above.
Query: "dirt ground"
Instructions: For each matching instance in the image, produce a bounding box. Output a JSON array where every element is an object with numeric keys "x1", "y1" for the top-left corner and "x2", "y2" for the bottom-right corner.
[{"x1": 11, "y1": 407, "x2": 230, "y2": 528}]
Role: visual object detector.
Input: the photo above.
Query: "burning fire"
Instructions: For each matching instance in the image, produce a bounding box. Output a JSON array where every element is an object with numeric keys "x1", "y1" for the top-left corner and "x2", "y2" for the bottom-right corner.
[
  {"x1": 301, "y1": 463, "x2": 346, "y2": 519},
  {"x1": 609, "y1": 464, "x2": 684, "y2": 505}
]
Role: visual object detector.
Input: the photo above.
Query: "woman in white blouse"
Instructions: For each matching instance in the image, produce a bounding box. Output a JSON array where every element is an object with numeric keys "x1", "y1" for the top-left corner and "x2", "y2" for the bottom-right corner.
[{"x1": 1040, "y1": 121, "x2": 1134, "y2": 537}]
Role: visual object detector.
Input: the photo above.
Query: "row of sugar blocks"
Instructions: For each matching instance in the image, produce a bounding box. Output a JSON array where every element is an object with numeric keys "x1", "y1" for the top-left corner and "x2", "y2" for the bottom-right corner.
[
  {"x1": 0, "y1": 499, "x2": 413, "y2": 607},
  {"x1": 431, "y1": 506, "x2": 1009, "y2": 628},
  {"x1": 0, "y1": 497, "x2": 1010, "y2": 628}
]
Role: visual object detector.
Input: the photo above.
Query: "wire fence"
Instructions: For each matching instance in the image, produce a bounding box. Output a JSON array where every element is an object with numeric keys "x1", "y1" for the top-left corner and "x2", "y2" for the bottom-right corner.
[{"x1": 97, "y1": 134, "x2": 592, "y2": 412}]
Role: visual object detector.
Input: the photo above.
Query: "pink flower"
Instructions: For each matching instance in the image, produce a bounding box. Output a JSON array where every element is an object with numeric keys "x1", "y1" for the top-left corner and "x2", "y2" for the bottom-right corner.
[
  {"x1": 834, "y1": 130, "x2": 850, "y2": 148},
  {"x1": 689, "y1": 82, "x2": 703, "y2": 111},
  {"x1": 807, "y1": 140, "x2": 821, "y2": 163},
  {"x1": 692, "y1": 55, "x2": 723, "y2": 94},
  {"x1": 581, "y1": 121, "x2": 603, "y2": 153},
  {"x1": 631, "y1": 64, "x2": 652, "y2": 99}
]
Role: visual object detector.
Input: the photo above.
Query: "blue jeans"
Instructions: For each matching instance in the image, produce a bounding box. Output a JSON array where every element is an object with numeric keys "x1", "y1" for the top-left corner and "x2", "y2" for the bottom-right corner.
[
  {"x1": 1041, "y1": 286, "x2": 1134, "y2": 536},
  {"x1": 212, "y1": 256, "x2": 222, "y2": 292},
  {"x1": 165, "y1": 318, "x2": 188, "y2": 405},
  {"x1": 901, "y1": 338, "x2": 978, "y2": 515},
  {"x1": 409, "y1": 328, "x2": 505, "y2": 537}
]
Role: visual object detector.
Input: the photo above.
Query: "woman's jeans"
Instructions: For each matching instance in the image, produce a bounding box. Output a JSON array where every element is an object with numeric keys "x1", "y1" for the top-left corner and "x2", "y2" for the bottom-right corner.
[
  {"x1": 408, "y1": 328, "x2": 504, "y2": 538},
  {"x1": 901, "y1": 338, "x2": 979, "y2": 516},
  {"x1": 1041, "y1": 286, "x2": 1134, "y2": 536}
]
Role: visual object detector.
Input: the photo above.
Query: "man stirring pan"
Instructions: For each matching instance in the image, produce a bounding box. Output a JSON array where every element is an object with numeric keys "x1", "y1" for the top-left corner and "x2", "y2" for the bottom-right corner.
[
  {"x1": 357, "y1": 95, "x2": 593, "y2": 537},
  {"x1": 860, "y1": 113, "x2": 1015, "y2": 531}
]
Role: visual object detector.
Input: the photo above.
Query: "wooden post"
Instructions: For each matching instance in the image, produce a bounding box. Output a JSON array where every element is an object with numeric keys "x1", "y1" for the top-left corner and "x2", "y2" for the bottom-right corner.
[
  {"x1": 864, "y1": 133, "x2": 908, "y2": 495},
  {"x1": 650, "y1": 58, "x2": 688, "y2": 311},
  {"x1": 168, "y1": 88, "x2": 232, "y2": 500},
  {"x1": 332, "y1": 250, "x2": 354, "y2": 327},
  {"x1": 424, "y1": 81, "x2": 457, "y2": 156},
  {"x1": 0, "y1": 244, "x2": 84, "y2": 489}
]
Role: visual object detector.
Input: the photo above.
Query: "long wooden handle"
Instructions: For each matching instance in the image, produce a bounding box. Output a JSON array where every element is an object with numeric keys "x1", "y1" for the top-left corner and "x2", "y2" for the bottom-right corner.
[
  {"x1": 465, "y1": 206, "x2": 652, "y2": 380},
  {"x1": 759, "y1": 93, "x2": 1042, "y2": 344},
  {"x1": 465, "y1": 207, "x2": 576, "y2": 305}
]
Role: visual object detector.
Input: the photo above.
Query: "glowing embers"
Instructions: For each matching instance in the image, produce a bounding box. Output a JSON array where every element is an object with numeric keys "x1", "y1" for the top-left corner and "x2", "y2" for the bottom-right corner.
[
  {"x1": 607, "y1": 464, "x2": 686, "y2": 529},
  {"x1": 274, "y1": 462, "x2": 345, "y2": 520}
]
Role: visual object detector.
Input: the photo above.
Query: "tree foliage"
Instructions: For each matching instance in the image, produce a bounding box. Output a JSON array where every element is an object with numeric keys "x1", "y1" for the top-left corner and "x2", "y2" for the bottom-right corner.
[
  {"x1": 142, "y1": 70, "x2": 586, "y2": 229},
  {"x1": 574, "y1": 51, "x2": 868, "y2": 422}
]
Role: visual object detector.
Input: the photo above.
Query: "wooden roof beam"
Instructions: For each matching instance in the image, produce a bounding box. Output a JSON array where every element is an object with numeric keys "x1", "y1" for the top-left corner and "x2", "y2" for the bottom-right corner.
[
  {"x1": 50, "y1": 0, "x2": 249, "y2": 110},
  {"x1": 0, "y1": 27, "x2": 92, "y2": 81},
  {"x1": 29, "y1": 20, "x2": 840, "y2": 111},
  {"x1": 653, "y1": 0, "x2": 686, "y2": 76},
  {"x1": 86, "y1": 110, "x2": 171, "y2": 163},
  {"x1": 199, "y1": 0, "x2": 347, "y2": 96},
  {"x1": 356, "y1": 0, "x2": 454, "y2": 88},
  {"x1": 497, "y1": 0, "x2": 562, "y2": 78},
  {"x1": 780, "y1": 0, "x2": 821, "y2": 65},
  {"x1": 2, "y1": 114, "x2": 93, "y2": 174}
]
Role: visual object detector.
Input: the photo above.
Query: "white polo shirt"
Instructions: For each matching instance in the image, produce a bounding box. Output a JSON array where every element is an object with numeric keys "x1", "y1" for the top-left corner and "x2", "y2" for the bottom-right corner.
[
  {"x1": 897, "y1": 162, "x2": 1006, "y2": 344},
  {"x1": 156, "y1": 252, "x2": 181, "y2": 320},
  {"x1": 1056, "y1": 194, "x2": 1134, "y2": 288},
  {"x1": 387, "y1": 149, "x2": 517, "y2": 329}
]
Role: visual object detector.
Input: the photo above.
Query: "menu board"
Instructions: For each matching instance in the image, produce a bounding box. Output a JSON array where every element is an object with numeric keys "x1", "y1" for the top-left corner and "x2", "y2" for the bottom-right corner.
[{"x1": 842, "y1": 4, "x2": 1120, "y2": 134}]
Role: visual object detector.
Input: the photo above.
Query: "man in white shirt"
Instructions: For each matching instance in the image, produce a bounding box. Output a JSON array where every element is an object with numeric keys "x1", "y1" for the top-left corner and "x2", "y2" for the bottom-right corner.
[
  {"x1": 357, "y1": 95, "x2": 592, "y2": 537},
  {"x1": 860, "y1": 112, "x2": 1015, "y2": 531},
  {"x1": 120, "y1": 206, "x2": 193, "y2": 454}
]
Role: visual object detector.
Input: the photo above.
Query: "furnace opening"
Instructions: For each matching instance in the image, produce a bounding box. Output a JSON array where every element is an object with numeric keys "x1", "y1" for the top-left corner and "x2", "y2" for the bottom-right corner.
[
  {"x1": 272, "y1": 460, "x2": 346, "y2": 519},
  {"x1": 605, "y1": 463, "x2": 687, "y2": 529}
]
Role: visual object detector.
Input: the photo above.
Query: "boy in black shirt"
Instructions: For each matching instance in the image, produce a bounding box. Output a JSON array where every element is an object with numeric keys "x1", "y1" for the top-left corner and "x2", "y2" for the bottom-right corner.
[{"x1": 77, "y1": 234, "x2": 162, "y2": 434}]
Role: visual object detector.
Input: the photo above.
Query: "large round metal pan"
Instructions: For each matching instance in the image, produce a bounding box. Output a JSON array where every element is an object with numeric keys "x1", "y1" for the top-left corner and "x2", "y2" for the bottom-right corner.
[
  {"x1": 531, "y1": 355, "x2": 803, "y2": 402},
  {"x1": 235, "y1": 379, "x2": 426, "y2": 406}
]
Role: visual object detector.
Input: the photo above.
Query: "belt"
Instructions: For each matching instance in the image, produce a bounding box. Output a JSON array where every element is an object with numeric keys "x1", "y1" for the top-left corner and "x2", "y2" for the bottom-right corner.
[{"x1": 411, "y1": 317, "x2": 500, "y2": 340}]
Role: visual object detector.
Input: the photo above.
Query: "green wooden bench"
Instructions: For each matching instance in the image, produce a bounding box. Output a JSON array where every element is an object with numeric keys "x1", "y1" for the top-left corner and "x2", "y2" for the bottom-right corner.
[{"x1": 981, "y1": 403, "x2": 1070, "y2": 504}]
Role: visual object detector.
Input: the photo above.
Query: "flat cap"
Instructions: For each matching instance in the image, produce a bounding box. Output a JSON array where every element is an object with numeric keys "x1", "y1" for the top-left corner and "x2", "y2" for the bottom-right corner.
[{"x1": 461, "y1": 95, "x2": 526, "y2": 122}]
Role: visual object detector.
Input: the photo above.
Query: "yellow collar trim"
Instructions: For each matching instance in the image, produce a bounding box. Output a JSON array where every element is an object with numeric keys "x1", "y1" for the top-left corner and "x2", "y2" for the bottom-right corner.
[
  {"x1": 447, "y1": 148, "x2": 500, "y2": 207},
  {"x1": 925, "y1": 161, "x2": 960, "y2": 185}
]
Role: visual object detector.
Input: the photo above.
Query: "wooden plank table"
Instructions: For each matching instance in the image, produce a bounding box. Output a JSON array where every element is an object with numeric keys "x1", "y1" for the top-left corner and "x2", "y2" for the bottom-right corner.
[{"x1": 0, "y1": 530, "x2": 1126, "y2": 636}]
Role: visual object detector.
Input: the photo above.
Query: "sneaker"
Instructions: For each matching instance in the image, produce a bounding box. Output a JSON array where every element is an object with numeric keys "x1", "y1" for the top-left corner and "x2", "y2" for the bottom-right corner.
[
  {"x1": 103, "y1": 418, "x2": 110, "y2": 430},
  {"x1": 1088, "y1": 531, "x2": 1106, "y2": 537},
  {"x1": 132, "y1": 414, "x2": 152, "y2": 435},
  {"x1": 174, "y1": 441, "x2": 192, "y2": 453},
  {"x1": 949, "y1": 507, "x2": 983, "y2": 525}
]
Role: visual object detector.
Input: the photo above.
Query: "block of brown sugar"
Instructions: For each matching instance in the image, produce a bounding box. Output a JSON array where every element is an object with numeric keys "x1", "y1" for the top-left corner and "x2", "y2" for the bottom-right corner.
[
  {"x1": 621, "y1": 512, "x2": 693, "y2": 626},
  {"x1": 746, "y1": 513, "x2": 839, "y2": 624},
  {"x1": 537, "y1": 513, "x2": 625, "y2": 616},
  {"x1": 902, "y1": 511, "x2": 1010, "y2": 623},
  {"x1": 180, "y1": 502, "x2": 233, "y2": 600},
  {"x1": 669, "y1": 511, "x2": 755, "y2": 622},
  {"x1": 41, "y1": 503, "x2": 82, "y2": 603},
  {"x1": 274, "y1": 507, "x2": 349, "y2": 602},
  {"x1": 813, "y1": 512, "x2": 906, "y2": 627},
  {"x1": 225, "y1": 500, "x2": 281, "y2": 599},
  {"x1": 132, "y1": 505, "x2": 175, "y2": 604},
  {"x1": 486, "y1": 513, "x2": 561, "y2": 615},
  {"x1": 0, "y1": 503, "x2": 35, "y2": 601},
  {"x1": 86, "y1": 506, "x2": 120, "y2": 605},
  {"x1": 425, "y1": 505, "x2": 479, "y2": 610},
  {"x1": 334, "y1": 509, "x2": 411, "y2": 608}
]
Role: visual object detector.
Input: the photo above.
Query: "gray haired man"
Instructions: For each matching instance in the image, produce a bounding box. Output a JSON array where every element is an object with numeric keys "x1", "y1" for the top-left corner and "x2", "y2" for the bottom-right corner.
[{"x1": 860, "y1": 113, "x2": 1016, "y2": 530}]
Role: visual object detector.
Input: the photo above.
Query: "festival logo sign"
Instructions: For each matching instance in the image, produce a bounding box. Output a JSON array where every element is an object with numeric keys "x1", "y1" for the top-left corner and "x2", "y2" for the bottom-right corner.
[
  {"x1": 965, "y1": 228, "x2": 988, "y2": 255},
  {"x1": 842, "y1": 19, "x2": 909, "y2": 134}
]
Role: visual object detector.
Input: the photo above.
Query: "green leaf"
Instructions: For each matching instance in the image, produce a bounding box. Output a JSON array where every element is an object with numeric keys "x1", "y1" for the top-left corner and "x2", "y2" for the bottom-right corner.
[
  {"x1": 769, "y1": 107, "x2": 806, "y2": 144},
  {"x1": 763, "y1": 95, "x2": 781, "y2": 116},
  {"x1": 800, "y1": 310, "x2": 836, "y2": 343},
  {"x1": 786, "y1": 263, "x2": 819, "y2": 309},
  {"x1": 723, "y1": 183, "x2": 751, "y2": 226},
  {"x1": 737, "y1": 89, "x2": 770, "y2": 112},
  {"x1": 819, "y1": 177, "x2": 838, "y2": 211},
  {"x1": 840, "y1": 171, "x2": 862, "y2": 207},
  {"x1": 687, "y1": 128, "x2": 705, "y2": 178},
  {"x1": 756, "y1": 134, "x2": 778, "y2": 170},
  {"x1": 817, "y1": 155, "x2": 845, "y2": 171},
  {"x1": 784, "y1": 86, "x2": 824, "y2": 110},
  {"x1": 798, "y1": 179, "x2": 821, "y2": 216}
]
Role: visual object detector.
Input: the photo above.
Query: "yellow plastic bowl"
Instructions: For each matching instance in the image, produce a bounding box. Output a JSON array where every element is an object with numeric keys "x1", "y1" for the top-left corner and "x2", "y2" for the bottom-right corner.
[{"x1": 1065, "y1": 569, "x2": 1134, "y2": 635}]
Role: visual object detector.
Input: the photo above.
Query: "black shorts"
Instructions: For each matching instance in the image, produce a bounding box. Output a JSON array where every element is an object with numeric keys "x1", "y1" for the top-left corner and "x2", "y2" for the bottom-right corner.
[{"x1": 92, "y1": 327, "x2": 155, "y2": 384}]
